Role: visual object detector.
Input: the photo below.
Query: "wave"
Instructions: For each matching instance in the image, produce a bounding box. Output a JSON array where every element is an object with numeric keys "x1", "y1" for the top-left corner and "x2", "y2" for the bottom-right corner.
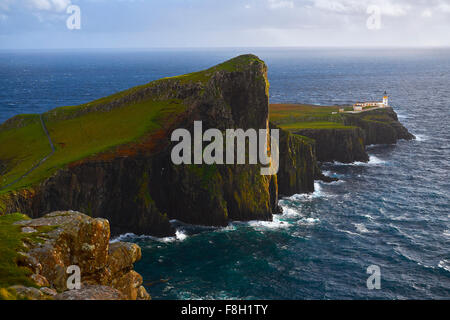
[
  {"x1": 236, "y1": 215, "x2": 292, "y2": 231},
  {"x1": 110, "y1": 233, "x2": 137, "y2": 243},
  {"x1": 438, "y1": 260, "x2": 450, "y2": 272},
  {"x1": 338, "y1": 223, "x2": 377, "y2": 237},
  {"x1": 297, "y1": 217, "x2": 320, "y2": 226},
  {"x1": 353, "y1": 223, "x2": 370, "y2": 234},
  {"x1": 414, "y1": 134, "x2": 429, "y2": 142},
  {"x1": 337, "y1": 228, "x2": 360, "y2": 236},
  {"x1": 286, "y1": 182, "x2": 333, "y2": 201},
  {"x1": 364, "y1": 214, "x2": 376, "y2": 221},
  {"x1": 332, "y1": 155, "x2": 386, "y2": 167},
  {"x1": 280, "y1": 206, "x2": 302, "y2": 218},
  {"x1": 110, "y1": 228, "x2": 189, "y2": 244}
]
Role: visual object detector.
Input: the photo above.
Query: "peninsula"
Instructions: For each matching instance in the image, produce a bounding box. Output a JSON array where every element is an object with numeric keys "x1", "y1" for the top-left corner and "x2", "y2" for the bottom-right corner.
[{"x1": 0, "y1": 54, "x2": 414, "y2": 299}]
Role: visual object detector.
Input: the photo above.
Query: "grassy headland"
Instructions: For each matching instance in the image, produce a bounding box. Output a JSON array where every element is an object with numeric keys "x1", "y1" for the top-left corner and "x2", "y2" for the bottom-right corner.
[
  {"x1": 0, "y1": 55, "x2": 265, "y2": 194},
  {"x1": 269, "y1": 103, "x2": 355, "y2": 131}
]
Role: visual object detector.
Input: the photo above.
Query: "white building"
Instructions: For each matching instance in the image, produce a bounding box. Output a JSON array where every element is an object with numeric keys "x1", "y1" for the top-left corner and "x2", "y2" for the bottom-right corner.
[{"x1": 353, "y1": 92, "x2": 389, "y2": 111}]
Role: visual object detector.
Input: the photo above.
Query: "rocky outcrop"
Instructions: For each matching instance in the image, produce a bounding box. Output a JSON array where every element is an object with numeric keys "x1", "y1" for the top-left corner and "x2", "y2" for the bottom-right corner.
[
  {"x1": 293, "y1": 108, "x2": 414, "y2": 164},
  {"x1": 342, "y1": 108, "x2": 415, "y2": 145},
  {"x1": 53, "y1": 285, "x2": 125, "y2": 300},
  {"x1": 11, "y1": 211, "x2": 149, "y2": 300},
  {"x1": 293, "y1": 127, "x2": 368, "y2": 163}
]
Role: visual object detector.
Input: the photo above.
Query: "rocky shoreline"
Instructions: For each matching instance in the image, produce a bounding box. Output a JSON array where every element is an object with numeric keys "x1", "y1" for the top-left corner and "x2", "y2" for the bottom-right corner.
[{"x1": 3, "y1": 211, "x2": 149, "y2": 300}]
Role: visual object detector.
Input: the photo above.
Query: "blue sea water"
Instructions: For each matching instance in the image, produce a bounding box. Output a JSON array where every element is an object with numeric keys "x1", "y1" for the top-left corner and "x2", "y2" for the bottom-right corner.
[{"x1": 0, "y1": 48, "x2": 449, "y2": 299}]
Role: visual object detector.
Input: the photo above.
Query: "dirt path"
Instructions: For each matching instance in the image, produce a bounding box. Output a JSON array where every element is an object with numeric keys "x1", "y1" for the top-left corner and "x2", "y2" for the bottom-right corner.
[{"x1": 0, "y1": 114, "x2": 55, "y2": 191}]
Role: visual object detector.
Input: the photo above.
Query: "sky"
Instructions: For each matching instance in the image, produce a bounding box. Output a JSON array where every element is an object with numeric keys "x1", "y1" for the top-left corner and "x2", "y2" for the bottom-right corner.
[{"x1": 0, "y1": 0, "x2": 450, "y2": 49}]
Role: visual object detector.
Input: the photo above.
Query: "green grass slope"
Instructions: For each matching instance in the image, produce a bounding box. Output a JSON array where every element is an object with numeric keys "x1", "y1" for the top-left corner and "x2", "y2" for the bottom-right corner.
[
  {"x1": 0, "y1": 115, "x2": 52, "y2": 191},
  {"x1": 0, "y1": 55, "x2": 263, "y2": 194},
  {"x1": 0, "y1": 99, "x2": 185, "y2": 193},
  {"x1": 269, "y1": 103, "x2": 355, "y2": 131}
]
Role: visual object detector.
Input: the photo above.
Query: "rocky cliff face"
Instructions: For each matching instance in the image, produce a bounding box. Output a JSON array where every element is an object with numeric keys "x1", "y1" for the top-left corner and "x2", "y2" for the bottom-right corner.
[
  {"x1": 293, "y1": 127, "x2": 368, "y2": 163},
  {"x1": 0, "y1": 55, "x2": 414, "y2": 240},
  {"x1": 8, "y1": 211, "x2": 149, "y2": 300},
  {"x1": 342, "y1": 108, "x2": 415, "y2": 145},
  {"x1": 275, "y1": 125, "x2": 318, "y2": 196},
  {"x1": 0, "y1": 55, "x2": 278, "y2": 237},
  {"x1": 293, "y1": 108, "x2": 414, "y2": 163}
]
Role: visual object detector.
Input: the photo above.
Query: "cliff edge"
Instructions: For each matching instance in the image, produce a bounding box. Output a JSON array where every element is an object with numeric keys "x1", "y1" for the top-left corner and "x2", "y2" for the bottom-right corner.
[
  {"x1": 270, "y1": 104, "x2": 415, "y2": 164},
  {"x1": 0, "y1": 211, "x2": 149, "y2": 300}
]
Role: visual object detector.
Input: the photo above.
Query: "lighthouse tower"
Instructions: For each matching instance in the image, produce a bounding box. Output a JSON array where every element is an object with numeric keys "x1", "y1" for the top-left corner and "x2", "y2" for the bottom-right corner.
[{"x1": 383, "y1": 91, "x2": 389, "y2": 107}]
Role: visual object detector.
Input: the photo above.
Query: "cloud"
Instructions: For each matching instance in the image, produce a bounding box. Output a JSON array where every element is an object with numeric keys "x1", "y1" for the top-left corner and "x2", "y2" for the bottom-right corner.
[
  {"x1": 312, "y1": 0, "x2": 410, "y2": 16},
  {"x1": 0, "y1": 0, "x2": 71, "y2": 12},
  {"x1": 1, "y1": 0, "x2": 450, "y2": 48},
  {"x1": 437, "y1": 1, "x2": 450, "y2": 13},
  {"x1": 27, "y1": 0, "x2": 71, "y2": 12},
  {"x1": 422, "y1": 9, "x2": 432, "y2": 18},
  {"x1": 268, "y1": 0, "x2": 294, "y2": 9}
]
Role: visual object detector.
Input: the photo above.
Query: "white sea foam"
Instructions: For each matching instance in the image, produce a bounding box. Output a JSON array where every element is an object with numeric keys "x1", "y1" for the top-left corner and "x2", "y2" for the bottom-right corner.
[
  {"x1": 320, "y1": 179, "x2": 345, "y2": 185},
  {"x1": 414, "y1": 134, "x2": 429, "y2": 142},
  {"x1": 110, "y1": 233, "x2": 137, "y2": 243},
  {"x1": 357, "y1": 155, "x2": 386, "y2": 166},
  {"x1": 175, "y1": 230, "x2": 188, "y2": 241},
  {"x1": 332, "y1": 155, "x2": 385, "y2": 166},
  {"x1": 438, "y1": 260, "x2": 450, "y2": 272},
  {"x1": 353, "y1": 223, "x2": 370, "y2": 234},
  {"x1": 110, "y1": 228, "x2": 189, "y2": 244},
  {"x1": 289, "y1": 182, "x2": 330, "y2": 201},
  {"x1": 281, "y1": 206, "x2": 302, "y2": 218},
  {"x1": 298, "y1": 217, "x2": 320, "y2": 226},
  {"x1": 149, "y1": 231, "x2": 187, "y2": 243},
  {"x1": 244, "y1": 215, "x2": 291, "y2": 230},
  {"x1": 338, "y1": 228, "x2": 359, "y2": 236}
]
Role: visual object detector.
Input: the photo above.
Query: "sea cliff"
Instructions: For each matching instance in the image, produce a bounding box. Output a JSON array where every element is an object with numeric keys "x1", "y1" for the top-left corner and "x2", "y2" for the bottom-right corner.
[
  {"x1": 0, "y1": 55, "x2": 415, "y2": 238},
  {"x1": 0, "y1": 55, "x2": 279, "y2": 237},
  {"x1": 270, "y1": 104, "x2": 415, "y2": 164}
]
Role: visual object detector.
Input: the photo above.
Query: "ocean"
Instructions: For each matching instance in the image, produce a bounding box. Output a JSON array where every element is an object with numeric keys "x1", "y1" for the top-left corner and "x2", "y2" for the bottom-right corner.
[{"x1": 0, "y1": 48, "x2": 449, "y2": 299}]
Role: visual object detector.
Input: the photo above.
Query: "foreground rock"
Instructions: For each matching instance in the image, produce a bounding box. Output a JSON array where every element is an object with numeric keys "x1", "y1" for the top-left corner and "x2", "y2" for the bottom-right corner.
[{"x1": 11, "y1": 211, "x2": 149, "y2": 300}]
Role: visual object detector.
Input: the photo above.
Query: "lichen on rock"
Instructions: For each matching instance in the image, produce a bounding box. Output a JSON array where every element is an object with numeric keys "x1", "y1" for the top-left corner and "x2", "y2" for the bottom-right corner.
[{"x1": 2, "y1": 211, "x2": 149, "y2": 300}]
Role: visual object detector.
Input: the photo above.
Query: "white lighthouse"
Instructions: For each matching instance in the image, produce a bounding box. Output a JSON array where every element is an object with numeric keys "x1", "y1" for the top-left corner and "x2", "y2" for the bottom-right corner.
[
  {"x1": 383, "y1": 91, "x2": 389, "y2": 107},
  {"x1": 352, "y1": 92, "x2": 391, "y2": 111}
]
